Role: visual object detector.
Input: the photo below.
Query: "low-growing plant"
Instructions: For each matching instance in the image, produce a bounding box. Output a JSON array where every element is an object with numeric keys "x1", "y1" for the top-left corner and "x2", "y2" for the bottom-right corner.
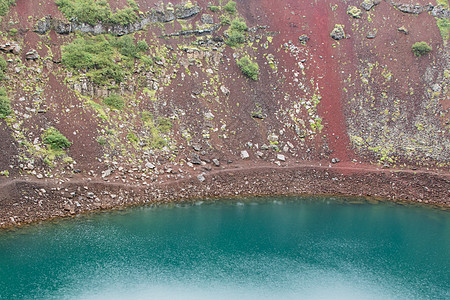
[
  {"x1": 412, "y1": 41, "x2": 432, "y2": 56},
  {"x1": 157, "y1": 117, "x2": 172, "y2": 133},
  {"x1": 0, "y1": 88, "x2": 11, "y2": 118},
  {"x1": 209, "y1": 5, "x2": 220, "y2": 12},
  {"x1": 0, "y1": 0, "x2": 15, "y2": 16},
  {"x1": 8, "y1": 28, "x2": 17, "y2": 36},
  {"x1": 0, "y1": 56, "x2": 7, "y2": 81},
  {"x1": 237, "y1": 56, "x2": 259, "y2": 80},
  {"x1": 225, "y1": 18, "x2": 247, "y2": 47},
  {"x1": 223, "y1": 0, "x2": 236, "y2": 14},
  {"x1": 55, "y1": 0, "x2": 139, "y2": 26},
  {"x1": 103, "y1": 93, "x2": 125, "y2": 110},
  {"x1": 97, "y1": 136, "x2": 107, "y2": 145},
  {"x1": 43, "y1": 127, "x2": 72, "y2": 150}
]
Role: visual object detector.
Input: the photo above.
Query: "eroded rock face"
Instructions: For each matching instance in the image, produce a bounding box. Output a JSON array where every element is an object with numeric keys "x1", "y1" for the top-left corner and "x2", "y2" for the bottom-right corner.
[
  {"x1": 34, "y1": 3, "x2": 202, "y2": 36},
  {"x1": 25, "y1": 49, "x2": 39, "y2": 60},
  {"x1": 0, "y1": 43, "x2": 20, "y2": 54}
]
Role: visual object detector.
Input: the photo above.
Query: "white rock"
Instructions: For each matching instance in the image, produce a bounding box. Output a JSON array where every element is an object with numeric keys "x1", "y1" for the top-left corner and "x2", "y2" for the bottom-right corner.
[
  {"x1": 277, "y1": 154, "x2": 286, "y2": 161},
  {"x1": 241, "y1": 150, "x2": 249, "y2": 159}
]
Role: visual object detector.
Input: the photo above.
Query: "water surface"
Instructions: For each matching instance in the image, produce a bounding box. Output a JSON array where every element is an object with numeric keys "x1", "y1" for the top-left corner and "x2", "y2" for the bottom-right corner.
[{"x1": 0, "y1": 197, "x2": 449, "y2": 299}]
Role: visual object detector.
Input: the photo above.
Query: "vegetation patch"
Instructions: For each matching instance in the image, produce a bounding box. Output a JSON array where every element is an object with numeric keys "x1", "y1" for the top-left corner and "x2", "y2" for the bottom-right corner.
[
  {"x1": 0, "y1": 0, "x2": 15, "y2": 16},
  {"x1": 55, "y1": 0, "x2": 139, "y2": 26},
  {"x1": 412, "y1": 41, "x2": 432, "y2": 57},
  {"x1": 225, "y1": 18, "x2": 248, "y2": 47},
  {"x1": 223, "y1": 1, "x2": 237, "y2": 14},
  {"x1": 103, "y1": 93, "x2": 125, "y2": 110},
  {"x1": 0, "y1": 56, "x2": 7, "y2": 81},
  {"x1": 237, "y1": 56, "x2": 259, "y2": 80},
  {"x1": 0, "y1": 88, "x2": 11, "y2": 118},
  {"x1": 62, "y1": 34, "x2": 149, "y2": 85},
  {"x1": 42, "y1": 127, "x2": 72, "y2": 150}
]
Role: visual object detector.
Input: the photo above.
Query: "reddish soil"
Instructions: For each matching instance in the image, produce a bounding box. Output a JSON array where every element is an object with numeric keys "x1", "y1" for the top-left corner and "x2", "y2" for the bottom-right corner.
[{"x1": 0, "y1": 0, "x2": 448, "y2": 228}]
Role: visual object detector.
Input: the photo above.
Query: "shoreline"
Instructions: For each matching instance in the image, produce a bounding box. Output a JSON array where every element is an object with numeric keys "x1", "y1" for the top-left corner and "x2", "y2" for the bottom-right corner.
[{"x1": 1, "y1": 163, "x2": 449, "y2": 228}]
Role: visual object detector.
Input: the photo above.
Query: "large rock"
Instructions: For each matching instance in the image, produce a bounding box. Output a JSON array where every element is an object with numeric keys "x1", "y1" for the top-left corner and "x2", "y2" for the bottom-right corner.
[
  {"x1": 330, "y1": 24, "x2": 345, "y2": 40},
  {"x1": 175, "y1": 3, "x2": 201, "y2": 19},
  {"x1": 0, "y1": 42, "x2": 20, "y2": 54},
  {"x1": 25, "y1": 49, "x2": 39, "y2": 60},
  {"x1": 360, "y1": 0, "x2": 381, "y2": 11}
]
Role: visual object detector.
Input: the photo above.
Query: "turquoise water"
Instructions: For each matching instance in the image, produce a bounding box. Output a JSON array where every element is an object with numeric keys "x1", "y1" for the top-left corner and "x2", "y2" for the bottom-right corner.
[{"x1": 0, "y1": 197, "x2": 449, "y2": 299}]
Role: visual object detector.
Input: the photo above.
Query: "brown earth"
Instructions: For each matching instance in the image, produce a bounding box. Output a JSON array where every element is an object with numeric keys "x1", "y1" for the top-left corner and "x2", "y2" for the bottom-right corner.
[{"x1": 0, "y1": 0, "x2": 448, "y2": 228}]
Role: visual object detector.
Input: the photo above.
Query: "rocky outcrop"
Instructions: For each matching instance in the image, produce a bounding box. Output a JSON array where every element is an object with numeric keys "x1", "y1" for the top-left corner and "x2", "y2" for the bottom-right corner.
[
  {"x1": 34, "y1": 3, "x2": 202, "y2": 36},
  {"x1": 388, "y1": 2, "x2": 450, "y2": 18},
  {"x1": 361, "y1": 0, "x2": 381, "y2": 11},
  {"x1": 25, "y1": 49, "x2": 39, "y2": 60},
  {"x1": 0, "y1": 42, "x2": 20, "y2": 54},
  {"x1": 161, "y1": 24, "x2": 220, "y2": 37}
]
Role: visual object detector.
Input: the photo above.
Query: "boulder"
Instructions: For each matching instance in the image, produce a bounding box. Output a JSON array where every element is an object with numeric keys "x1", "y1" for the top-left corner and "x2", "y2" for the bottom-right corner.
[
  {"x1": 360, "y1": 0, "x2": 381, "y2": 11},
  {"x1": 25, "y1": 49, "x2": 39, "y2": 60},
  {"x1": 347, "y1": 6, "x2": 363, "y2": 18},
  {"x1": 330, "y1": 25, "x2": 345, "y2": 40},
  {"x1": 240, "y1": 150, "x2": 249, "y2": 159}
]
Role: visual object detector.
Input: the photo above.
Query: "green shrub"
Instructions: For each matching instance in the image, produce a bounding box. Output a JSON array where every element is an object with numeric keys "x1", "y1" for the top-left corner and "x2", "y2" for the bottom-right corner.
[
  {"x1": 437, "y1": 18, "x2": 449, "y2": 42},
  {"x1": 230, "y1": 18, "x2": 247, "y2": 31},
  {"x1": 56, "y1": 0, "x2": 139, "y2": 26},
  {"x1": 137, "y1": 40, "x2": 149, "y2": 52},
  {"x1": 219, "y1": 14, "x2": 231, "y2": 25},
  {"x1": 0, "y1": 0, "x2": 15, "y2": 16},
  {"x1": 141, "y1": 110, "x2": 153, "y2": 123},
  {"x1": 226, "y1": 30, "x2": 245, "y2": 47},
  {"x1": 103, "y1": 93, "x2": 125, "y2": 110},
  {"x1": 43, "y1": 127, "x2": 72, "y2": 150},
  {"x1": 225, "y1": 18, "x2": 247, "y2": 47},
  {"x1": 0, "y1": 88, "x2": 11, "y2": 118},
  {"x1": 62, "y1": 35, "x2": 124, "y2": 84},
  {"x1": 209, "y1": 5, "x2": 220, "y2": 12},
  {"x1": 237, "y1": 56, "x2": 259, "y2": 80},
  {"x1": 0, "y1": 56, "x2": 7, "y2": 81},
  {"x1": 157, "y1": 117, "x2": 172, "y2": 133},
  {"x1": 223, "y1": 1, "x2": 236, "y2": 14},
  {"x1": 412, "y1": 41, "x2": 432, "y2": 56}
]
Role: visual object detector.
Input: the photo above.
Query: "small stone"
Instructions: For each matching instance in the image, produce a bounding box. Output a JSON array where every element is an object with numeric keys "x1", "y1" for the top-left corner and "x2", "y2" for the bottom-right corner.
[
  {"x1": 398, "y1": 26, "x2": 408, "y2": 35},
  {"x1": 366, "y1": 29, "x2": 377, "y2": 39},
  {"x1": 102, "y1": 169, "x2": 112, "y2": 178},
  {"x1": 220, "y1": 85, "x2": 230, "y2": 96},
  {"x1": 86, "y1": 192, "x2": 95, "y2": 199},
  {"x1": 277, "y1": 154, "x2": 286, "y2": 161},
  {"x1": 298, "y1": 34, "x2": 310, "y2": 44},
  {"x1": 197, "y1": 174, "x2": 206, "y2": 182},
  {"x1": 36, "y1": 174, "x2": 43, "y2": 179},
  {"x1": 241, "y1": 150, "x2": 249, "y2": 159},
  {"x1": 212, "y1": 159, "x2": 220, "y2": 166},
  {"x1": 331, "y1": 158, "x2": 341, "y2": 164},
  {"x1": 256, "y1": 151, "x2": 264, "y2": 158},
  {"x1": 145, "y1": 162, "x2": 155, "y2": 169}
]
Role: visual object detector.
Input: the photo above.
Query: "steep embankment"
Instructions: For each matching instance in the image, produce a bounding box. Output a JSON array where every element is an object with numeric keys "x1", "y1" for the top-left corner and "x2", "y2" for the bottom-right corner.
[{"x1": 0, "y1": 0, "x2": 448, "y2": 227}]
